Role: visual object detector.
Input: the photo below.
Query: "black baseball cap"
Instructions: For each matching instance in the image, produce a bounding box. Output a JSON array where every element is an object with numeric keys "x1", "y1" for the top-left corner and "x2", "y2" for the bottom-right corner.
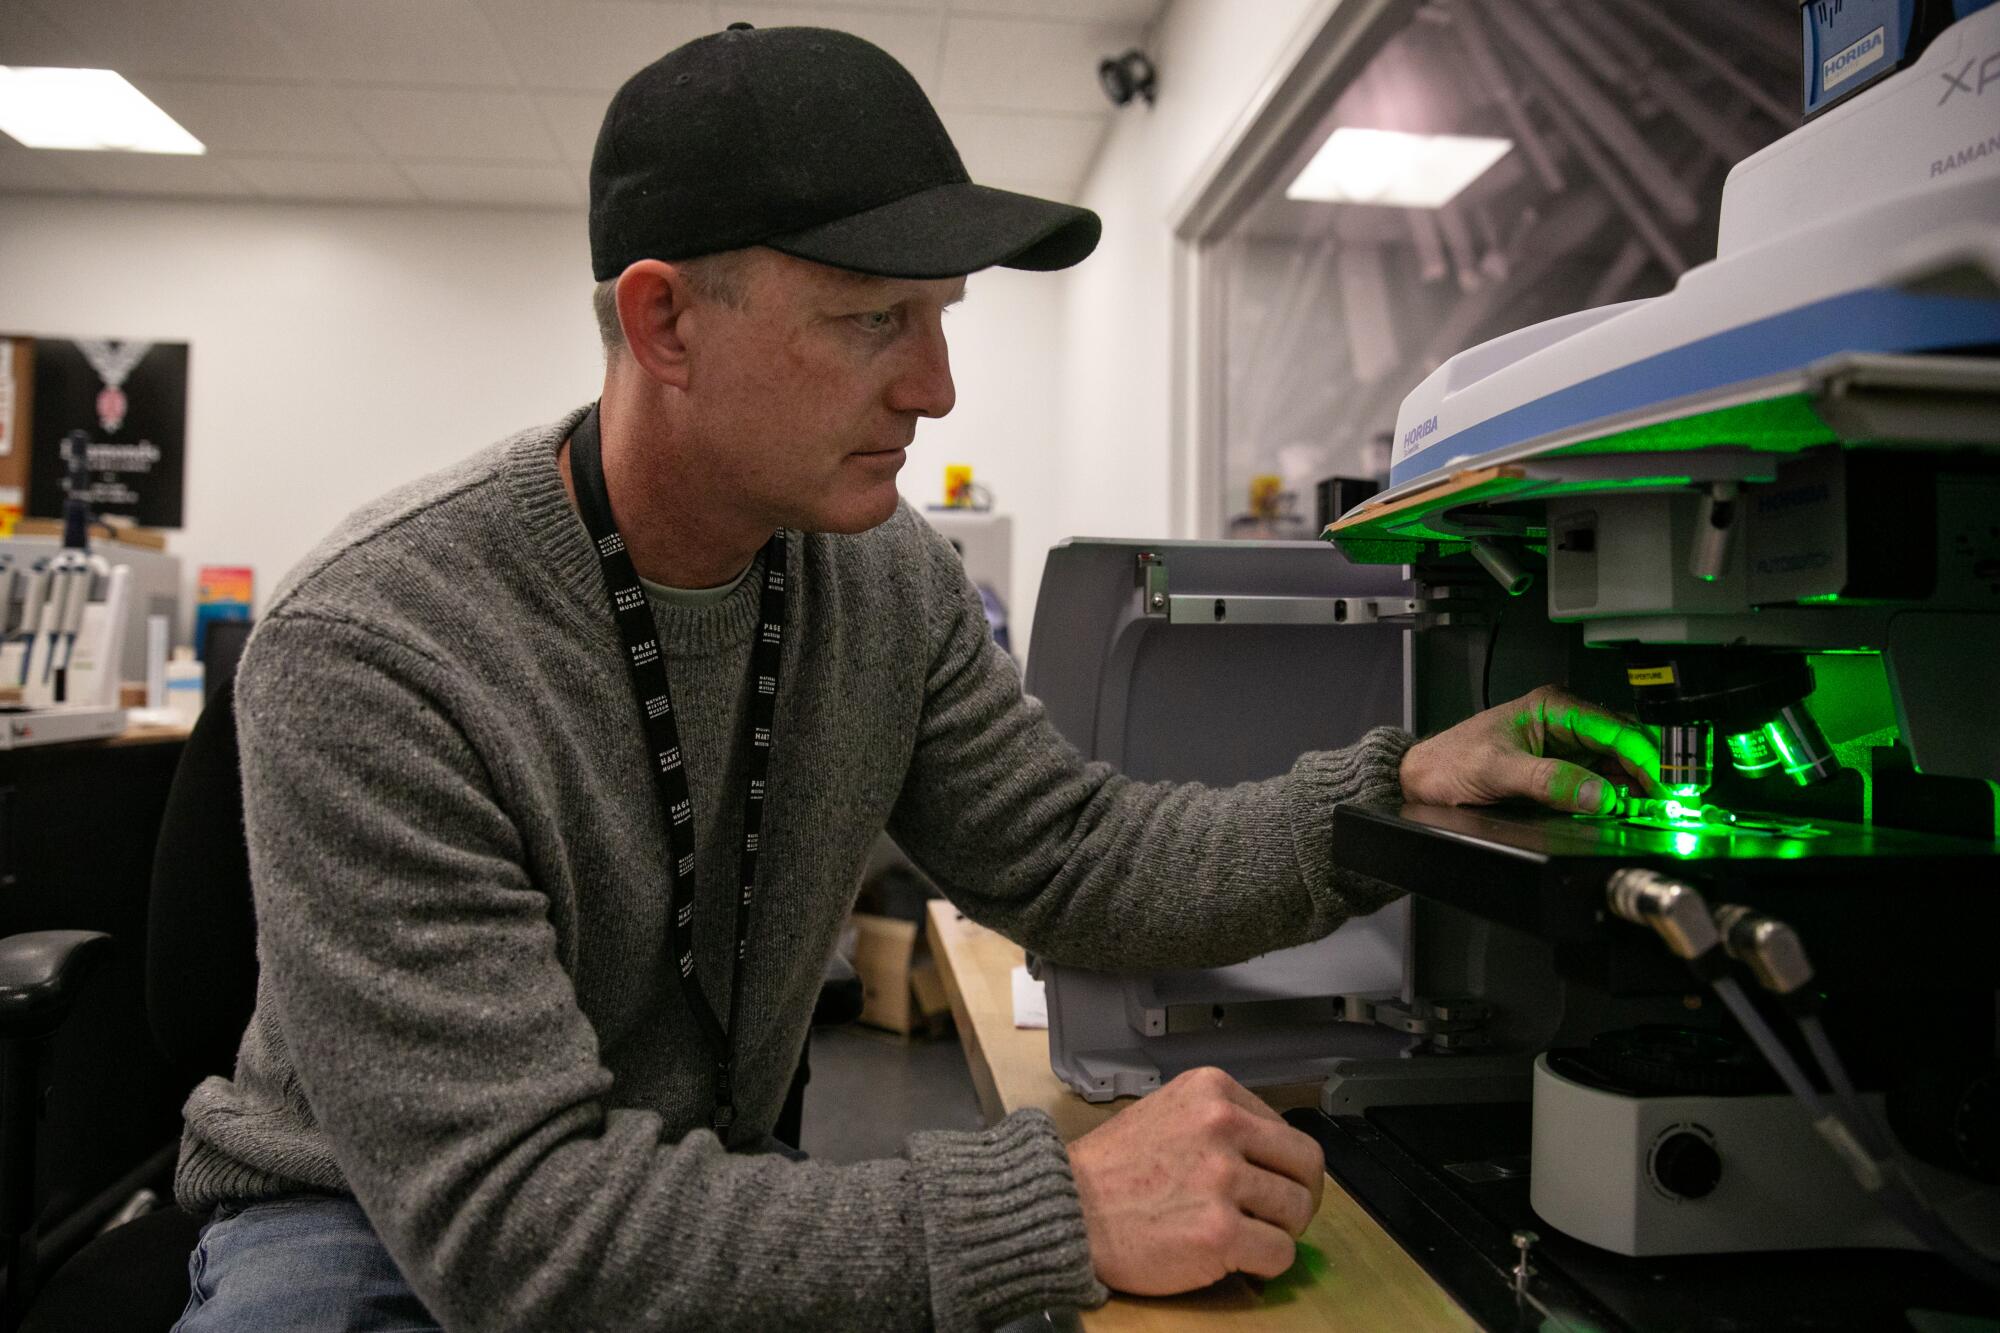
[{"x1": 589, "y1": 24, "x2": 1102, "y2": 282}]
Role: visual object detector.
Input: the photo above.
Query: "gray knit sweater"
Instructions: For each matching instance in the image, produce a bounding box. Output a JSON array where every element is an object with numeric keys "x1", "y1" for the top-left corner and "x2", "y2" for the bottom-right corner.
[{"x1": 175, "y1": 406, "x2": 1412, "y2": 1332}]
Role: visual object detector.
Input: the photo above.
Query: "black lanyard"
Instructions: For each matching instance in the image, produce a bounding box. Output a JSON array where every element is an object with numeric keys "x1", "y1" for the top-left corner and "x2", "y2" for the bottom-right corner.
[{"x1": 568, "y1": 404, "x2": 788, "y2": 1139}]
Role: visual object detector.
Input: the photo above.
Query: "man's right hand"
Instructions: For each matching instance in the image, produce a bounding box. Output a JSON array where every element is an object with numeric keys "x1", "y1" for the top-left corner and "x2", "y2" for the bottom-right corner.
[{"x1": 1065, "y1": 1066, "x2": 1325, "y2": 1295}]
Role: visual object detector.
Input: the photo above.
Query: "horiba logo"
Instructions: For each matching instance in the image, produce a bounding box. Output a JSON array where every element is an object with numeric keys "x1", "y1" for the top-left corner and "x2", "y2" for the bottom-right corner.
[
  {"x1": 1821, "y1": 25, "x2": 1884, "y2": 91},
  {"x1": 614, "y1": 585, "x2": 646, "y2": 613},
  {"x1": 597, "y1": 532, "x2": 625, "y2": 557}
]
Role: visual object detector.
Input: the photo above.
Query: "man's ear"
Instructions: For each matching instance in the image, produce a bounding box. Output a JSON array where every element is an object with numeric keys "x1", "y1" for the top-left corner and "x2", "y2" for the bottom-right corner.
[{"x1": 614, "y1": 260, "x2": 701, "y2": 389}]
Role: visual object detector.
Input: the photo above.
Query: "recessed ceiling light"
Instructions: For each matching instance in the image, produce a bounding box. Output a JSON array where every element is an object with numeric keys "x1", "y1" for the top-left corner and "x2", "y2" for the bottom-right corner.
[
  {"x1": 1287, "y1": 127, "x2": 1511, "y2": 209},
  {"x1": 0, "y1": 67, "x2": 204, "y2": 154}
]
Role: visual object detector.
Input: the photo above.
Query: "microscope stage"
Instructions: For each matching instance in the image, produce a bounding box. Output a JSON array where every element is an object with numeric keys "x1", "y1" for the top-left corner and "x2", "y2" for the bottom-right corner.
[{"x1": 1331, "y1": 803, "x2": 2000, "y2": 989}]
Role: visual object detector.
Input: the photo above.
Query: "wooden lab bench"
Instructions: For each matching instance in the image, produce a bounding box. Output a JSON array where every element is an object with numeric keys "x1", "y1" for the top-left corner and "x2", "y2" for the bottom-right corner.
[{"x1": 926, "y1": 901, "x2": 1477, "y2": 1333}]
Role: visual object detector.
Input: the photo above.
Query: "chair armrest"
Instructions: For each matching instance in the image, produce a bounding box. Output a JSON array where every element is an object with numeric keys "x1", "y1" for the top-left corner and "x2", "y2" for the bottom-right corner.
[
  {"x1": 813, "y1": 952, "x2": 864, "y2": 1027},
  {"x1": 0, "y1": 931, "x2": 114, "y2": 1041}
]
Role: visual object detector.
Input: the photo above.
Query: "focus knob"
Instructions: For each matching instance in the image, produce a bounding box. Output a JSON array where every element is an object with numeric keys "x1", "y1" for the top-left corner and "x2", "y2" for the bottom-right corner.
[{"x1": 1652, "y1": 1130, "x2": 1722, "y2": 1200}]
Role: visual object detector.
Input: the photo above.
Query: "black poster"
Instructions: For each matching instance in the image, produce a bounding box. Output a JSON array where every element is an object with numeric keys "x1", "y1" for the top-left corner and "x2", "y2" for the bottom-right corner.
[{"x1": 27, "y1": 338, "x2": 188, "y2": 530}]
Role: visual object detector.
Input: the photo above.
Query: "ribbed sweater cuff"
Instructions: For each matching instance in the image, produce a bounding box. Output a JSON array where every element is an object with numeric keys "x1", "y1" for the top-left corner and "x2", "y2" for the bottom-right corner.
[
  {"x1": 1288, "y1": 725, "x2": 1415, "y2": 918},
  {"x1": 911, "y1": 1109, "x2": 1107, "y2": 1332}
]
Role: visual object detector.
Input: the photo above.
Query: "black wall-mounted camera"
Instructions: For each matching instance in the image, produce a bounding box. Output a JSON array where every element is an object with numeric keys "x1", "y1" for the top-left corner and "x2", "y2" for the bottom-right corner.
[{"x1": 1097, "y1": 48, "x2": 1156, "y2": 107}]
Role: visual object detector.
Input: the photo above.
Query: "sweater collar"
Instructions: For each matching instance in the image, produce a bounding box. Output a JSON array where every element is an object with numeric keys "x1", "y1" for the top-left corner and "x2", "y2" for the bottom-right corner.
[{"x1": 502, "y1": 406, "x2": 781, "y2": 656}]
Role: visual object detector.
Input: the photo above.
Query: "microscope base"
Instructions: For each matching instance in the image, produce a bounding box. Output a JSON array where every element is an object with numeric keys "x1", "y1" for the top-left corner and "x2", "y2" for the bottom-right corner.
[{"x1": 1292, "y1": 1103, "x2": 1995, "y2": 1332}]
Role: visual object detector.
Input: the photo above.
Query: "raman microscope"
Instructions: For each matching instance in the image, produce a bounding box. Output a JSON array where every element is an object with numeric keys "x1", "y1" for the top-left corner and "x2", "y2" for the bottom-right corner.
[{"x1": 1303, "y1": 1, "x2": 2000, "y2": 1327}]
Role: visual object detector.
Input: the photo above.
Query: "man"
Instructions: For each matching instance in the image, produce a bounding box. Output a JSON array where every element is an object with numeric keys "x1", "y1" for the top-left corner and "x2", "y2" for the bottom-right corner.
[{"x1": 173, "y1": 25, "x2": 1658, "y2": 1333}]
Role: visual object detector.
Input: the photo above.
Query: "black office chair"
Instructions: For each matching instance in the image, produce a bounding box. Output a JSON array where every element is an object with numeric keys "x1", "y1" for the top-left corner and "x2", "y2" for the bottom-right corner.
[
  {"x1": 1, "y1": 677, "x2": 251, "y2": 1332},
  {"x1": 0, "y1": 671, "x2": 862, "y2": 1330}
]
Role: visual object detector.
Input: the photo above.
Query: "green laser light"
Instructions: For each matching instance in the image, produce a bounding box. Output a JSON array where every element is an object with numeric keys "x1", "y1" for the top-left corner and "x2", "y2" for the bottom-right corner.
[
  {"x1": 1761, "y1": 705, "x2": 1837, "y2": 786},
  {"x1": 1726, "y1": 728, "x2": 1781, "y2": 775}
]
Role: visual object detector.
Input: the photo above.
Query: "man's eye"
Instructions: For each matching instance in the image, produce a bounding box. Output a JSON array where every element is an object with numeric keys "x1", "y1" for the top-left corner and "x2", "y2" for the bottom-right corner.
[{"x1": 852, "y1": 310, "x2": 898, "y2": 333}]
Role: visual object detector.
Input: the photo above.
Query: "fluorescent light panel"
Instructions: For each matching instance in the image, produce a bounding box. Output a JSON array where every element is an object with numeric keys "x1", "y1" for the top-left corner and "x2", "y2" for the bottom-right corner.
[
  {"x1": 0, "y1": 67, "x2": 204, "y2": 154},
  {"x1": 1288, "y1": 127, "x2": 1510, "y2": 209}
]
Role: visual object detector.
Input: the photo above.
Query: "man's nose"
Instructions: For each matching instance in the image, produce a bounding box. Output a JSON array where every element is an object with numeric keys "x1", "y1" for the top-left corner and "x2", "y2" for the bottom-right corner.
[{"x1": 889, "y1": 319, "x2": 956, "y2": 419}]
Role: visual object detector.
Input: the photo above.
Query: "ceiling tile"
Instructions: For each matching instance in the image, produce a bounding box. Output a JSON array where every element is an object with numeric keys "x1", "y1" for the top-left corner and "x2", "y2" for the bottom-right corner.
[
  {"x1": 404, "y1": 160, "x2": 580, "y2": 208},
  {"x1": 0, "y1": 139, "x2": 94, "y2": 194},
  {"x1": 130, "y1": 80, "x2": 376, "y2": 158},
  {"x1": 954, "y1": 0, "x2": 1162, "y2": 23},
  {"x1": 535, "y1": 93, "x2": 613, "y2": 166},
  {"x1": 937, "y1": 16, "x2": 1136, "y2": 114},
  {"x1": 230, "y1": 157, "x2": 420, "y2": 203},
  {"x1": 477, "y1": 0, "x2": 715, "y2": 91},
  {"x1": 256, "y1": 0, "x2": 518, "y2": 88},
  {"x1": 22, "y1": 0, "x2": 309, "y2": 81},
  {"x1": 724, "y1": 4, "x2": 946, "y2": 92},
  {"x1": 940, "y1": 109, "x2": 1104, "y2": 192},
  {"x1": 344, "y1": 89, "x2": 559, "y2": 163},
  {"x1": 53, "y1": 150, "x2": 253, "y2": 198}
]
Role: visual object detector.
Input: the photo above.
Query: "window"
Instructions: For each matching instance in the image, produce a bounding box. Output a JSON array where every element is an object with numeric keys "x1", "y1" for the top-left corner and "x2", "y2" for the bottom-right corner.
[{"x1": 1209, "y1": 0, "x2": 1799, "y2": 537}]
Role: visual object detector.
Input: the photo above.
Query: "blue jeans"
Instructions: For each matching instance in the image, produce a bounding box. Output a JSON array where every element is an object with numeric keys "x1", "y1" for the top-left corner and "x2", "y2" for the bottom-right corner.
[
  {"x1": 174, "y1": 1195, "x2": 438, "y2": 1333},
  {"x1": 173, "y1": 1141, "x2": 807, "y2": 1329},
  {"x1": 176, "y1": 1178, "x2": 1068, "y2": 1332}
]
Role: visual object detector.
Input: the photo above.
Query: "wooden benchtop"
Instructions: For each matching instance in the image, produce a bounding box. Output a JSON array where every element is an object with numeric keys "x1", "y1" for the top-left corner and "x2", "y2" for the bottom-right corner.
[{"x1": 924, "y1": 901, "x2": 1478, "y2": 1333}]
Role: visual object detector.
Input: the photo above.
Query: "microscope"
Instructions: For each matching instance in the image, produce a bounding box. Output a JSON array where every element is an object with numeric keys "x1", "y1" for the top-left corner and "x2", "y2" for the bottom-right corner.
[{"x1": 1304, "y1": 2, "x2": 2000, "y2": 1326}]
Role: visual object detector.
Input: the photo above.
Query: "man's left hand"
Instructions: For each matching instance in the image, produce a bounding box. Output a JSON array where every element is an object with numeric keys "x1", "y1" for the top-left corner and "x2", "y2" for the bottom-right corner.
[{"x1": 1400, "y1": 685, "x2": 1662, "y2": 815}]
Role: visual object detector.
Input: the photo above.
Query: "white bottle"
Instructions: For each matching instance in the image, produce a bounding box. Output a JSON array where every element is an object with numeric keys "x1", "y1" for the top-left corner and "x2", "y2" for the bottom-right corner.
[
  {"x1": 145, "y1": 614, "x2": 170, "y2": 709},
  {"x1": 164, "y1": 646, "x2": 204, "y2": 727}
]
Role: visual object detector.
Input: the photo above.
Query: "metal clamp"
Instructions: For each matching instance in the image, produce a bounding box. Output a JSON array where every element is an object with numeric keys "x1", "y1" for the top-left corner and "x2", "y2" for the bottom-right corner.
[
  {"x1": 1511, "y1": 1229, "x2": 1538, "y2": 1299},
  {"x1": 1345, "y1": 993, "x2": 1491, "y2": 1051},
  {"x1": 1137, "y1": 551, "x2": 1170, "y2": 614}
]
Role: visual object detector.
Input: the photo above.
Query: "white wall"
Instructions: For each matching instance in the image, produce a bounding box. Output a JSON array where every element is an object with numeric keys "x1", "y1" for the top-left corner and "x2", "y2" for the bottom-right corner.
[
  {"x1": 895, "y1": 264, "x2": 1062, "y2": 658},
  {"x1": 1056, "y1": 0, "x2": 1328, "y2": 546},
  {"x1": 0, "y1": 195, "x2": 601, "y2": 634},
  {"x1": 0, "y1": 194, "x2": 1066, "y2": 655},
  {"x1": 0, "y1": 0, "x2": 1337, "y2": 663}
]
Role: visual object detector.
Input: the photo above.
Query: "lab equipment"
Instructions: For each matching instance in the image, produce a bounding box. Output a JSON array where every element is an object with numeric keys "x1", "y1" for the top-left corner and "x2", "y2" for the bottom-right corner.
[
  {"x1": 1304, "y1": 4, "x2": 2000, "y2": 1325},
  {"x1": 2, "y1": 435, "x2": 135, "y2": 720},
  {"x1": 1024, "y1": 537, "x2": 1416, "y2": 1101},
  {"x1": 923, "y1": 508, "x2": 1015, "y2": 656},
  {"x1": 0, "y1": 540, "x2": 178, "y2": 688}
]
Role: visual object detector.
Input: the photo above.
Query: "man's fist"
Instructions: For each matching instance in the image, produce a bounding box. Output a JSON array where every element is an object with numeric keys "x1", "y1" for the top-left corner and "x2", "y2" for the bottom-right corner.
[
  {"x1": 1400, "y1": 684, "x2": 1662, "y2": 814},
  {"x1": 1066, "y1": 1066, "x2": 1325, "y2": 1295}
]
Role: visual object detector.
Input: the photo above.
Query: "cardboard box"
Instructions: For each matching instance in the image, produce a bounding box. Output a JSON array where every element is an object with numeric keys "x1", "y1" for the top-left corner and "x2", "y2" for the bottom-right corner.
[
  {"x1": 851, "y1": 912, "x2": 918, "y2": 1035},
  {"x1": 909, "y1": 958, "x2": 953, "y2": 1040},
  {"x1": 849, "y1": 912, "x2": 956, "y2": 1039}
]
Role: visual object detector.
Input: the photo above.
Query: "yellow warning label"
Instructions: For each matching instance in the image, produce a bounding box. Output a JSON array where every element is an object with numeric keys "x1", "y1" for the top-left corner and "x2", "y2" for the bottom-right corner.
[{"x1": 1627, "y1": 666, "x2": 1676, "y2": 686}]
